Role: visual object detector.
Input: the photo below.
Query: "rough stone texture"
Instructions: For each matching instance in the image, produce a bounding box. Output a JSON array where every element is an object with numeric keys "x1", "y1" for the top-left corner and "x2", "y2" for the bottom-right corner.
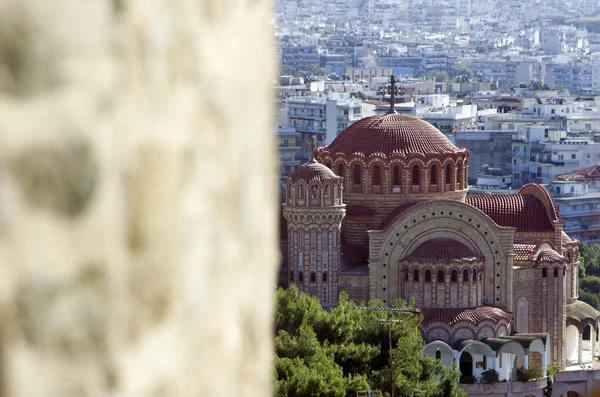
[{"x1": 0, "y1": 0, "x2": 276, "y2": 396}]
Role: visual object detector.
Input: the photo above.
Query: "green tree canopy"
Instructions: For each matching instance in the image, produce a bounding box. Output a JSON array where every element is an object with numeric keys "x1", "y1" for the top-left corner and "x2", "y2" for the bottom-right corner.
[
  {"x1": 274, "y1": 285, "x2": 465, "y2": 397},
  {"x1": 578, "y1": 242, "x2": 600, "y2": 309}
]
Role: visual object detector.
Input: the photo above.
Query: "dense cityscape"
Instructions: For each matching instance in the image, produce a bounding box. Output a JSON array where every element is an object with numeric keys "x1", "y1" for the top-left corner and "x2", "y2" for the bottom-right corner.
[{"x1": 274, "y1": 1, "x2": 600, "y2": 396}]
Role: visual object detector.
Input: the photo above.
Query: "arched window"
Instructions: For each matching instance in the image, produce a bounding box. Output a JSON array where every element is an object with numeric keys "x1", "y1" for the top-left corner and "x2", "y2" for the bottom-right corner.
[
  {"x1": 337, "y1": 164, "x2": 344, "y2": 177},
  {"x1": 542, "y1": 268, "x2": 547, "y2": 278},
  {"x1": 463, "y1": 269, "x2": 469, "y2": 282},
  {"x1": 353, "y1": 164, "x2": 361, "y2": 185},
  {"x1": 437, "y1": 270, "x2": 445, "y2": 283},
  {"x1": 445, "y1": 164, "x2": 452, "y2": 184},
  {"x1": 373, "y1": 165, "x2": 381, "y2": 186},
  {"x1": 393, "y1": 165, "x2": 401, "y2": 185},
  {"x1": 457, "y1": 163, "x2": 463, "y2": 187},
  {"x1": 413, "y1": 269, "x2": 419, "y2": 282},
  {"x1": 310, "y1": 272, "x2": 316, "y2": 282},
  {"x1": 425, "y1": 269, "x2": 432, "y2": 282},
  {"x1": 435, "y1": 350, "x2": 441, "y2": 360},
  {"x1": 564, "y1": 268, "x2": 566, "y2": 276},
  {"x1": 554, "y1": 268, "x2": 559, "y2": 277},
  {"x1": 517, "y1": 297, "x2": 529, "y2": 333},
  {"x1": 404, "y1": 268, "x2": 409, "y2": 281},
  {"x1": 299, "y1": 272, "x2": 304, "y2": 282},
  {"x1": 473, "y1": 269, "x2": 477, "y2": 281},
  {"x1": 451, "y1": 270, "x2": 458, "y2": 282},
  {"x1": 290, "y1": 271, "x2": 294, "y2": 282},
  {"x1": 412, "y1": 165, "x2": 420, "y2": 185},
  {"x1": 324, "y1": 185, "x2": 331, "y2": 199},
  {"x1": 430, "y1": 164, "x2": 438, "y2": 185},
  {"x1": 298, "y1": 184, "x2": 305, "y2": 199},
  {"x1": 322, "y1": 273, "x2": 328, "y2": 282},
  {"x1": 567, "y1": 252, "x2": 572, "y2": 263}
]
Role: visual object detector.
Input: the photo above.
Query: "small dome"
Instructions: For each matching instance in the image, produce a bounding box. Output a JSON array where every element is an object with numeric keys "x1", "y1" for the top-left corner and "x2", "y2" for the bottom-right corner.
[
  {"x1": 536, "y1": 249, "x2": 565, "y2": 264},
  {"x1": 321, "y1": 113, "x2": 467, "y2": 157},
  {"x1": 289, "y1": 161, "x2": 341, "y2": 183},
  {"x1": 406, "y1": 238, "x2": 482, "y2": 263}
]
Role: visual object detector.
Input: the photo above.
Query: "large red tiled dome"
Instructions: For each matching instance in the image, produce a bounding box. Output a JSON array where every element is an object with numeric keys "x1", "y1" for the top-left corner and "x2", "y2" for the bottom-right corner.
[{"x1": 321, "y1": 113, "x2": 466, "y2": 157}]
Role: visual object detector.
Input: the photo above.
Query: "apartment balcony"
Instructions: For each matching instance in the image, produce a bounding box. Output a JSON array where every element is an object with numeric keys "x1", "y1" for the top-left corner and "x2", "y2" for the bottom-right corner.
[{"x1": 278, "y1": 144, "x2": 301, "y2": 151}]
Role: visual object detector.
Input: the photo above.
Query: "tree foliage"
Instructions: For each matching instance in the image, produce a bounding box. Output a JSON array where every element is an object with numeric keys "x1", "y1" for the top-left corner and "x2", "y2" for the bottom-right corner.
[
  {"x1": 273, "y1": 286, "x2": 465, "y2": 397},
  {"x1": 578, "y1": 243, "x2": 600, "y2": 309}
]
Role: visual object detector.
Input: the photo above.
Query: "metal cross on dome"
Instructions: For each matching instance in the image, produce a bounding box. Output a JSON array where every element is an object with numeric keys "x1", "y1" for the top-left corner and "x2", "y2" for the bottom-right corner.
[
  {"x1": 378, "y1": 74, "x2": 406, "y2": 114},
  {"x1": 305, "y1": 135, "x2": 321, "y2": 163}
]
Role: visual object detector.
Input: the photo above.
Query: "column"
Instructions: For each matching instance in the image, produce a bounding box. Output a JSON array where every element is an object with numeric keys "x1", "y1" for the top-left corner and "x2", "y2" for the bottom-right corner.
[
  {"x1": 523, "y1": 353, "x2": 529, "y2": 369},
  {"x1": 579, "y1": 329, "x2": 584, "y2": 364},
  {"x1": 592, "y1": 326, "x2": 597, "y2": 361},
  {"x1": 542, "y1": 348, "x2": 547, "y2": 377}
]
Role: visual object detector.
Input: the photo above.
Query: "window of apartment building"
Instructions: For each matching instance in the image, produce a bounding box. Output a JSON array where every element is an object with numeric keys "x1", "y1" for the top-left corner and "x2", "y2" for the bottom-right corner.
[
  {"x1": 571, "y1": 154, "x2": 576, "y2": 159},
  {"x1": 537, "y1": 167, "x2": 542, "y2": 177},
  {"x1": 551, "y1": 109, "x2": 555, "y2": 114},
  {"x1": 513, "y1": 159, "x2": 517, "y2": 165},
  {"x1": 558, "y1": 155, "x2": 564, "y2": 160},
  {"x1": 514, "y1": 173, "x2": 520, "y2": 179},
  {"x1": 585, "y1": 123, "x2": 592, "y2": 130},
  {"x1": 544, "y1": 128, "x2": 549, "y2": 138}
]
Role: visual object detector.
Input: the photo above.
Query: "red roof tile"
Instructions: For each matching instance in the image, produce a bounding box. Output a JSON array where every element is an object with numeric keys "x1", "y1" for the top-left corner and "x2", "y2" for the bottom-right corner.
[
  {"x1": 536, "y1": 249, "x2": 565, "y2": 264},
  {"x1": 289, "y1": 161, "x2": 341, "y2": 183},
  {"x1": 514, "y1": 244, "x2": 536, "y2": 262},
  {"x1": 319, "y1": 113, "x2": 467, "y2": 157},
  {"x1": 557, "y1": 163, "x2": 600, "y2": 181},
  {"x1": 346, "y1": 205, "x2": 377, "y2": 216},
  {"x1": 378, "y1": 202, "x2": 418, "y2": 229},
  {"x1": 405, "y1": 238, "x2": 483, "y2": 263},
  {"x1": 466, "y1": 194, "x2": 554, "y2": 231},
  {"x1": 341, "y1": 244, "x2": 369, "y2": 266},
  {"x1": 421, "y1": 306, "x2": 513, "y2": 326}
]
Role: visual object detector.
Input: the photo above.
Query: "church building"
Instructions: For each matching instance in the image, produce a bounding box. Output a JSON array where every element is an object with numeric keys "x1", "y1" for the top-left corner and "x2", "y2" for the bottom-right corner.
[{"x1": 280, "y1": 84, "x2": 600, "y2": 385}]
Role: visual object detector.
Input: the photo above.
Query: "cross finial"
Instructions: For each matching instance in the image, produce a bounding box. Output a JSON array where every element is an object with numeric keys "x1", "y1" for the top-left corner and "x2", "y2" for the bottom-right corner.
[
  {"x1": 305, "y1": 135, "x2": 321, "y2": 163},
  {"x1": 378, "y1": 74, "x2": 406, "y2": 114}
]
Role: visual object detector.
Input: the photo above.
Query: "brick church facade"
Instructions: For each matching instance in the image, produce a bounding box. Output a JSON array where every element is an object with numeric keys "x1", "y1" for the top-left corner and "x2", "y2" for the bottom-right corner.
[{"x1": 280, "y1": 112, "x2": 599, "y2": 382}]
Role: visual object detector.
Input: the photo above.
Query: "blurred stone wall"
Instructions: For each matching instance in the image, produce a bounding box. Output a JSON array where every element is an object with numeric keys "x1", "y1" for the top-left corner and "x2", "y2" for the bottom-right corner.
[{"x1": 0, "y1": 0, "x2": 276, "y2": 396}]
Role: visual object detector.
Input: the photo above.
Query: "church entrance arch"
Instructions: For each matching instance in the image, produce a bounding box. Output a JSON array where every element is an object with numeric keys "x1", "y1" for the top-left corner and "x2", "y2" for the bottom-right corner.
[
  {"x1": 372, "y1": 200, "x2": 512, "y2": 306},
  {"x1": 459, "y1": 351, "x2": 473, "y2": 378}
]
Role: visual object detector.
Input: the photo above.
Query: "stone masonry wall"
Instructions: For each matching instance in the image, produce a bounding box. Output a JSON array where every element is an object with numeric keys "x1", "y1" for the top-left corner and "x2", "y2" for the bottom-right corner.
[{"x1": 0, "y1": 1, "x2": 277, "y2": 396}]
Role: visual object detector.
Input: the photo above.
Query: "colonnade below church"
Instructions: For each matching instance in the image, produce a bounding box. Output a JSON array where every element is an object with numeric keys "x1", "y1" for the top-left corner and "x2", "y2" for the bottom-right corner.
[
  {"x1": 566, "y1": 321, "x2": 600, "y2": 367},
  {"x1": 423, "y1": 336, "x2": 550, "y2": 383}
]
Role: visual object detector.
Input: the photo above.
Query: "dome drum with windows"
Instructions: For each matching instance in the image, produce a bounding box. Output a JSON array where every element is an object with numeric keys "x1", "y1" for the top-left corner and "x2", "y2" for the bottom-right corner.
[{"x1": 316, "y1": 113, "x2": 469, "y2": 200}]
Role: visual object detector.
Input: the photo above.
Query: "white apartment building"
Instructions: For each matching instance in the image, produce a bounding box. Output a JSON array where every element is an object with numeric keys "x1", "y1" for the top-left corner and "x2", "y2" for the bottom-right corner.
[
  {"x1": 512, "y1": 124, "x2": 600, "y2": 187},
  {"x1": 286, "y1": 91, "x2": 362, "y2": 160},
  {"x1": 549, "y1": 165, "x2": 600, "y2": 243}
]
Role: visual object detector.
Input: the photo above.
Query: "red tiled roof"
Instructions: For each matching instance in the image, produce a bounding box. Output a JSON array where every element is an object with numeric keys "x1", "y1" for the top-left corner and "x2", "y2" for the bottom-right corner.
[
  {"x1": 289, "y1": 161, "x2": 341, "y2": 183},
  {"x1": 557, "y1": 163, "x2": 600, "y2": 181},
  {"x1": 466, "y1": 194, "x2": 553, "y2": 231},
  {"x1": 421, "y1": 306, "x2": 513, "y2": 326},
  {"x1": 341, "y1": 244, "x2": 369, "y2": 266},
  {"x1": 346, "y1": 205, "x2": 377, "y2": 216},
  {"x1": 514, "y1": 244, "x2": 536, "y2": 262},
  {"x1": 378, "y1": 202, "x2": 418, "y2": 229},
  {"x1": 405, "y1": 238, "x2": 483, "y2": 263},
  {"x1": 536, "y1": 249, "x2": 565, "y2": 264},
  {"x1": 320, "y1": 113, "x2": 467, "y2": 157}
]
